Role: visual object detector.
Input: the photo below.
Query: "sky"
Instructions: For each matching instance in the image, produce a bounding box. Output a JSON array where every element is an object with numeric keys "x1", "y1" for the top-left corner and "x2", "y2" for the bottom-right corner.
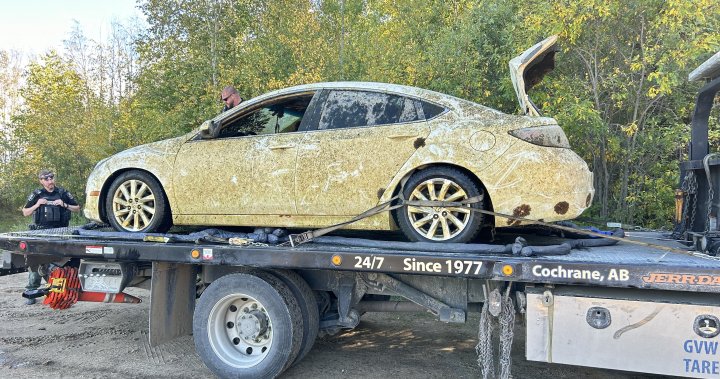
[{"x1": 0, "y1": 0, "x2": 145, "y2": 54}]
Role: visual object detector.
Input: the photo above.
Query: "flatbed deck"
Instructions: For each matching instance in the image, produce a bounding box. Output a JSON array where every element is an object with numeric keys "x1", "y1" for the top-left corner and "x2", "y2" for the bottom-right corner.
[{"x1": 3, "y1": 228, "x2": 718, "y2": 293}]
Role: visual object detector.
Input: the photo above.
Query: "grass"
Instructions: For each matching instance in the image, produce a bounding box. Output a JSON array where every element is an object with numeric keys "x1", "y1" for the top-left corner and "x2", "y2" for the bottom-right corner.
[
  {"x1": 0, "y1": 209, "x2": 88, "y2": 233},
  {"x1": 0, "y1": 211, "x2": 29, "y2": 233}
]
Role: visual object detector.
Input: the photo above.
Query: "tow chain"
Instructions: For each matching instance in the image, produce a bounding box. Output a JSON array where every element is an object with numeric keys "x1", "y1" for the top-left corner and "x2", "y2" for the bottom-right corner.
[
  {"x1": 672, "y1": 171, "x2": 697, "y2": 240},
  {"x1": 703, "y1": 153, "x2": 720, "y2": 233}
]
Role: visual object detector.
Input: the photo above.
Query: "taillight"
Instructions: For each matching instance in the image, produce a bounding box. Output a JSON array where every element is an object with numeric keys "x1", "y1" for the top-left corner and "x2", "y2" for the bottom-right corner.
[{"x1": 508, "y1": 124, "x2": 570, "y2": 148}]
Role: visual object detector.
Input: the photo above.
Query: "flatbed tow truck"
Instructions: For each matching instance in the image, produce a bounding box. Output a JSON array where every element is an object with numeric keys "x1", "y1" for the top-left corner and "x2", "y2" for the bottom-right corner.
[
  {"x1": 2, "y1": 49, "x2": 720, "y2": 379},
  {"x1": 1, "y1": 224, "x2": 719, "y2": 379}
]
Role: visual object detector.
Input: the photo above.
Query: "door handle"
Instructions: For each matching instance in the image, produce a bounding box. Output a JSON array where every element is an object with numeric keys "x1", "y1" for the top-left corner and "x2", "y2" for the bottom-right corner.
[
  {"x1": 268, "y1": 144, "x2": 296, "y2": 150},
  {"x1": 386, "y1": 134, "x2": 418, "y2": 139}
]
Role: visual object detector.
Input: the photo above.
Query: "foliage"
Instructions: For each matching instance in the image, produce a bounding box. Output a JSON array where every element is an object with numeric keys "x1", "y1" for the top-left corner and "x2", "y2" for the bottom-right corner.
[
  {"x1": 518, "y1": 0, "x2": 719, "y2": 227},
  {"x1": 0, "y1": 0, "x2": 718, "y2": 230}
]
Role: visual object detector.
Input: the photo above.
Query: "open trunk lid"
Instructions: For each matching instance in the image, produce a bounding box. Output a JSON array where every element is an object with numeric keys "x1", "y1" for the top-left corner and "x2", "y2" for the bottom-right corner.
[{"x1": 509, "y1": 35, "x2": 558, "y2": 116}]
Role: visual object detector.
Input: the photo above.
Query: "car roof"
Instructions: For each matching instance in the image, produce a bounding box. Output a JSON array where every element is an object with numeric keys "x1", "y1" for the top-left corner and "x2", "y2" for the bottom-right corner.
[
  {"x1": 252, "y1": 81, "x2": 480, "y2": 110},
  {"x1": 212, "y1": 81, "x2": 502, "y2": 123}
]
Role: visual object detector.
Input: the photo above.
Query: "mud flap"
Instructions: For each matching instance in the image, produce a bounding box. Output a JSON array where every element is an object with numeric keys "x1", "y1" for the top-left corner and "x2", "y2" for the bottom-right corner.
[
  {"x1": 149, "y1": 262, "x2": 196, "y2": 346},
  {"x1": 2, "y1": 251, "x2": 26, "y2": 271}
]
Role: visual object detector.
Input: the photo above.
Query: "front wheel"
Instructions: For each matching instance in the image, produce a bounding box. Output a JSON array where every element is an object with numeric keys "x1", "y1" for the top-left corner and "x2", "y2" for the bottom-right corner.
[
  {"x1": 105, "y1": 171, "x2": 171, "y2": 233},
  {"x1": 396, "y1": 167, "x2": 484, "y2": 243}
]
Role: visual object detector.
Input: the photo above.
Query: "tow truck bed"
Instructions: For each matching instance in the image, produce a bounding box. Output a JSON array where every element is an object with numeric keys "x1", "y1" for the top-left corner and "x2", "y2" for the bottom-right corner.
[{"x1": 2, "y1": 228, "x2": 718, "y2": 293}]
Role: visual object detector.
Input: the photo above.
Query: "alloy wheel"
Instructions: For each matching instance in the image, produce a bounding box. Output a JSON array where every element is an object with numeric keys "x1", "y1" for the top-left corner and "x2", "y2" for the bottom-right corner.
[
  {"x1": 111, "y1": 179, "x2": 156, "y2": 231},
  {"x1": 406, "y1": 178, "x2": 472, "y2": 241}
]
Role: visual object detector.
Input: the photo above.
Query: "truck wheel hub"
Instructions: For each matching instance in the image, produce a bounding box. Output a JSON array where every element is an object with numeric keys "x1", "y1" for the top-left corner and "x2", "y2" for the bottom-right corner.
[{"x1": 237, "y1": 309, "x2": 269, "y2": 341}]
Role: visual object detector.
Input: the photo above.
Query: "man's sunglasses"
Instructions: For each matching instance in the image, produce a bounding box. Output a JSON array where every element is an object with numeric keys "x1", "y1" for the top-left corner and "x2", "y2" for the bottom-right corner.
[
  {"x1": 40, "y1": 175, "x2": 54, "y2": 181},
  {"x1": 222, "y1": 94, "x2": 232, "y2": 102}
]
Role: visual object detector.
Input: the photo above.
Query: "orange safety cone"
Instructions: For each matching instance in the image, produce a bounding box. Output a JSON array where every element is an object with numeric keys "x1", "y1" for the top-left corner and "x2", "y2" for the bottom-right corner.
[{"x1": 78, "y1": 291, "x2": 142, "y2": 304}]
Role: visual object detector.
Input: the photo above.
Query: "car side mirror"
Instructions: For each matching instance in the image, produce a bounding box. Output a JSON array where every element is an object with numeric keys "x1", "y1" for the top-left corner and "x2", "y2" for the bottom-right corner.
[{"x1": 198, "y1": 120, "x2": 216, "y2": 139}]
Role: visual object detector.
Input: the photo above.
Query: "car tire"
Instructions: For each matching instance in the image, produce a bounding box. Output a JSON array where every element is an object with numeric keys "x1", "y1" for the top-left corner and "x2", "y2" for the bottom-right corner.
[
  {"x1": 105, "y1": 171, "x2": 171, "y2": 233},
  {"x1": 193, "y1": 272, "x2": 303, "y2": 379},
  {"x1": 396, "y1": 167, "x2": 484, "y2": 243}
]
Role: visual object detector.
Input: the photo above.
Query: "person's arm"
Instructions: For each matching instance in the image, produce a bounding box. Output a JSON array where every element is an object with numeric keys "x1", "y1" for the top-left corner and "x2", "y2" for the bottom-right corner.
[
  {"x1": 50, "y1": 199, "x2": 80, "y2": 212},
  {"x1": 65, "y1": 203, "x2": 81, "y2": 213},
  {"x1": 60, "y1": 190, "x2": 81, "y2": 213},
  {"x1": 22, "y1": 196, "x2": 46, "y2": 217}
]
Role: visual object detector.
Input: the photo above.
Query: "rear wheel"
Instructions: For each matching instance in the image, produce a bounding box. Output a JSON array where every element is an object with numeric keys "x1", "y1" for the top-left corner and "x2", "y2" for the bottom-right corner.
[
  {"x1": 105, "y1": 171, "x2": 171, "y2": 233},
  {"x1": 396, "y1": 167, "x2": 484, "y2": 243},
  {"x1": 193, "y1": 272, "x2": 303, "y2": 379},
  {"x1": 271, "y1": 270, "x2": 319, "y2": 366}
]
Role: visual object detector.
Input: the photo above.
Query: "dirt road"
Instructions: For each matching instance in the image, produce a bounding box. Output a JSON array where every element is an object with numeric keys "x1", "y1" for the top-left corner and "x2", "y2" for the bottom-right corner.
[{"x1": 0, "y1": 272, "x2": 673, "y2": 378}]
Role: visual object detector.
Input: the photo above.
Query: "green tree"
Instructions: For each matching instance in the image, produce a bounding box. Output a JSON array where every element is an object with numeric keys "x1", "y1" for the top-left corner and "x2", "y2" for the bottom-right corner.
[
  {"x1": 10, "y1": 52, "x2": 101, "y2": 208},
  {"x1": 518, "y1": 0, "x2": 720, "y2": 227}
]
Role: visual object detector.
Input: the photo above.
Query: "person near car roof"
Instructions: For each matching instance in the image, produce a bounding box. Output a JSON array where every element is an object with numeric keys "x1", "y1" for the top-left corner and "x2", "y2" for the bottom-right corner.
[
  {"x1": 221, "y1": 85, "x2": 244, "y2": 112},
  {"x1": 20, "y1": 169, "x2": 80, "y2": 305}
]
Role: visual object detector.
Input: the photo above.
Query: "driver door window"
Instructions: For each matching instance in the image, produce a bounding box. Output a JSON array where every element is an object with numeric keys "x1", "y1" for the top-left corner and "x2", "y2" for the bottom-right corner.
[{"x1": 218, "y1": 96, "x2": 312, "y2": 139}]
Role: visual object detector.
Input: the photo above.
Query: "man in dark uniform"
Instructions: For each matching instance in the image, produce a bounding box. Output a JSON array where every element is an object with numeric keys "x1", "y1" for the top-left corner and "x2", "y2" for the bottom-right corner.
[{"x1": 21, "y1": 169, "x2": 80, "y2": 304}]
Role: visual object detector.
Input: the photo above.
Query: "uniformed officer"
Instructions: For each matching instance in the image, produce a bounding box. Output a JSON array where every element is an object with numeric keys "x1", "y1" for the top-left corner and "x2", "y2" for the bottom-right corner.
[{"x1": 21, "y1": 169, "x2": 80, "y2": 304}]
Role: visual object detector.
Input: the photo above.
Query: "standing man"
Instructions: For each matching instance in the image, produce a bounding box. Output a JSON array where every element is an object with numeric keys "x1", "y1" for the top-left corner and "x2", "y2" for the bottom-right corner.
[
  {"x1": 221, "y1": 85, "x2": 244, "y2": 112},
  {"x1": 21, "y1": 169, "x2": 80, "y2": 304}
]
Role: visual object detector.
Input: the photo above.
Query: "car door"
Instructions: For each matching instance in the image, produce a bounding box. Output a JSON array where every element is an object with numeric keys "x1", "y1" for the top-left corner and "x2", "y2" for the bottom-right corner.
[
  {"x1": 295, "y1": 89, "x2": 430, "y2": 216},
  {"x1": 172, "y1": 92, "x2": 315, "y2": 216}
]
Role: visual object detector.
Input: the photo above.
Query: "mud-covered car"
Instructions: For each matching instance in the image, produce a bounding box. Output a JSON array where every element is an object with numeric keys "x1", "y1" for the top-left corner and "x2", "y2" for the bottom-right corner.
[{"x1": 84, "y1": 36, "x2": 593, "y2": 243}]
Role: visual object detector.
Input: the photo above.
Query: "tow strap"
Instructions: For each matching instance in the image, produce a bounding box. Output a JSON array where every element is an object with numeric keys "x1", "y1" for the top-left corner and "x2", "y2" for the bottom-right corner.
[
  {"x1": 288, "y1": 194, "x2": 695, "y2": 257},
  {"x1": 287, "y1": 194, "x2": 483, "y2": 246}
]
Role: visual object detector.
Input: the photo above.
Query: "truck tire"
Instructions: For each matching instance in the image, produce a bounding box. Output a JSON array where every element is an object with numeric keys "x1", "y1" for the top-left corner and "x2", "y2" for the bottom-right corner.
[
  {"x1": 396, "y1": 167, "x2": 484, "y2": 243},
  {"x1": 270, "y1": 269, "x2": 320, "y2": 366},
  {"x1": 193, "y1": 272, "x2": 303, "y2": 379},
  {"x1": 105, "y1": 170, "x2": 171, "y2": 233}
]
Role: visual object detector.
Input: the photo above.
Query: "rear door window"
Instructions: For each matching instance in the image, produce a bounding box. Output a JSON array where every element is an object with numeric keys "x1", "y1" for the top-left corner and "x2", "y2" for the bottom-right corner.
[{"x1": 318, "y1": 90, "x2": 424, "y2": 130}]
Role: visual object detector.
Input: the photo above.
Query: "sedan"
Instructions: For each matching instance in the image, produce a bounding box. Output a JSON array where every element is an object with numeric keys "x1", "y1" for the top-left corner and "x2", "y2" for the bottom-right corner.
[{"x1": 84, "y1": 36, "x2": 594, "y2": 243}]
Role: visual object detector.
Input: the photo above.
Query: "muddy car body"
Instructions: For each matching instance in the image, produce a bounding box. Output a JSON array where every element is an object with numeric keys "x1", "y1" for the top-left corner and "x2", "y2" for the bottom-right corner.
[{"x1": 84, "y1": 36, "x2": 594, "y2": 242}]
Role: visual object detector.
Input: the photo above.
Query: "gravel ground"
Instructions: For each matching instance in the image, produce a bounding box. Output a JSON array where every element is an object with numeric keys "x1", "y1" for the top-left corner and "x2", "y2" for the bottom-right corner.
[{"x1": 0, "y1": 272, "x2": 677, "y2": 378}]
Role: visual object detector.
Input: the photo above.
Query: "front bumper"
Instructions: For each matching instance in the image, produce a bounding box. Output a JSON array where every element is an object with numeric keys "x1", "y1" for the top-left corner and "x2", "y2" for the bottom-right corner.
[{"x1": 83, "y1": 162, "x2": 111, "y2": 223}]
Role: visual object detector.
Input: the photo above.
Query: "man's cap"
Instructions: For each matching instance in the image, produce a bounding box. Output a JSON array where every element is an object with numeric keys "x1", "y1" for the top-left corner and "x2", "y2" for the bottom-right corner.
[{"x1": 38, "y1": 169, "x2": 54, "y2": 179}]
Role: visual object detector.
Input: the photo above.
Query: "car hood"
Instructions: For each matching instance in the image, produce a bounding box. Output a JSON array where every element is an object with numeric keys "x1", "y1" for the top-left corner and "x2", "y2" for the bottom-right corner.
[
  {"x1": 509, "y1": 35, "x2": 558, "y2": 117},
  {"x1": 102, "y1": 136, "x2": 186, "y2": 174}
]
